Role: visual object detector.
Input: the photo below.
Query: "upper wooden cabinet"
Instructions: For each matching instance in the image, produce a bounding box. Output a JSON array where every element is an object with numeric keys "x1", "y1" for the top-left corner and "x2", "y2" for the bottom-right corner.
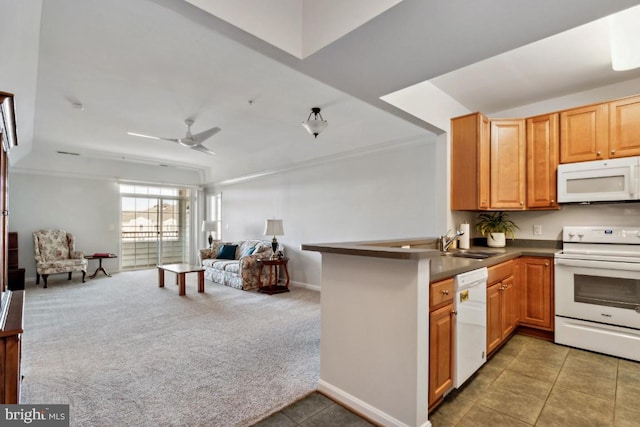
[
  {"x1": 490, "y1": 120, "x2": 526, "y2": 210},
  {"x1": 451, "y1": 114, "x2": 525, "y2": 211},
  {"x1": 609, "y1": 95, "x2": 640, "y2": 159},
  {"x1": 527, "y1": 113, "x2": 559, "y2": 209},
  {"x1": 560, "y1": 95, "x2": 640, "y2": 163},
  {"x1": 451, "y1": 113, "x2": 490, "y2": 210},
  {"x1": 560, "y1": 103, "x2": 608, "y2": 163}
]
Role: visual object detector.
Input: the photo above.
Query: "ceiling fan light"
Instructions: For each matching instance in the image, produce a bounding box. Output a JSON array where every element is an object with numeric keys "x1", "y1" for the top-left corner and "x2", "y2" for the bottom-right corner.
[
  {"x1": 610, "y1": 6, "x2": 640, "y2": 71},
  {"x1": 302, "y1": 107, "x2": 328, "y2": 138}
]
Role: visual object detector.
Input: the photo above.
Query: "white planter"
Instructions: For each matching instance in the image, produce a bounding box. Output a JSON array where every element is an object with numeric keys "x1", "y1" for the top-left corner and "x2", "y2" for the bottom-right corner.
[{"x1": 487, "y1": 232, "x2": 506, "y2": 247}]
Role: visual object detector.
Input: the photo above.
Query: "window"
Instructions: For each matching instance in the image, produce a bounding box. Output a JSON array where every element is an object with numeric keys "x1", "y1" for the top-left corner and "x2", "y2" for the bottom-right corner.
[{"x1": 120, "y1": 184, "x2": 191, "y2": 269}]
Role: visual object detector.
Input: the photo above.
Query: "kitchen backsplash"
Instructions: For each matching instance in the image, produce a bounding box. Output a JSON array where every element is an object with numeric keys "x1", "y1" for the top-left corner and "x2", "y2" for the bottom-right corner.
[{"x1": 453, "y1": 203, "x2": 640, "y2": 241}]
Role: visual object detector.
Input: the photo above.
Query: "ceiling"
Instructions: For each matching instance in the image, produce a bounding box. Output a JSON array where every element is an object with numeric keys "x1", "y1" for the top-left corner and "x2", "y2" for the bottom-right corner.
[{"x1": 3, "y1": 0, "x2": 640, "y2": 184}]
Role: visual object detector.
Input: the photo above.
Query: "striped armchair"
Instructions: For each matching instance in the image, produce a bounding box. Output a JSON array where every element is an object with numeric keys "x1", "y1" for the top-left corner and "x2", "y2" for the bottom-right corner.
[{"x1": 33, "y1": 229, "x2": 87, "y2": 288}]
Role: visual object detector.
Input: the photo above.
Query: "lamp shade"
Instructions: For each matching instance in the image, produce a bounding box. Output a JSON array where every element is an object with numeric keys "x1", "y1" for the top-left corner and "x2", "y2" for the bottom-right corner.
[
  {"x1": 201, "y1": 220, "x2": 217, "y2": 232},
  {"x1": 302, "y1": 107, "x2": 328, "y2": 138},
  {"x1": 264, "y1": 219, "x2": 284, "y2": 236}
]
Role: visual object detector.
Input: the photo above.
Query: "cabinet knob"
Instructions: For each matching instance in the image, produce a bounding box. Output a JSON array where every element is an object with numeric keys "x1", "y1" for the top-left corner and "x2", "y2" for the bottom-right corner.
[
  {"x1": 442, "y1": 290, "x2": 449, "y2": 295},
  {"x1": 545, "y1": 262, "x2": 549, "y2": 267},
  {"x1": 452, "y1": 310, "x2": 457, "y2": 315},
  {"x1": 597, "y1": 151, "x2": 602, "y2": 156},
  {"x1": 551, "y1": 200, "x2": 555, "y2": 204},
  {"x1": 520, "y1": 201, "x2": 524, "y2": 206},
  {"x1": 611, "y1": 149, "x2": 616, "y2": 155}
]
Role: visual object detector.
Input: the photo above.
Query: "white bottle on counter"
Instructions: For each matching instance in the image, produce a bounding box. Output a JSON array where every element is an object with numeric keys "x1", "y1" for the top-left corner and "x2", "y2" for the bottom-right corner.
[{"x1": 458, "y1": 222, "x2": 470, "y2": 249}]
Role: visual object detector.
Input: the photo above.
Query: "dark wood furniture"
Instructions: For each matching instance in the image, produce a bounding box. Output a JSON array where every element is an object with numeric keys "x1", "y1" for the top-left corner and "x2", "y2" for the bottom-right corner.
[
  {"x1": 85, "y1": 253, "x2": 117, "y2": 278},
  {"x1": 157, "y1": 263, "x2": 205, "y2": 296},
  {"x1": 7, "y1": 232, "x2": 24, "y2": 291},
  {"x1": 257, "y1": 257, "x2": 290, "y2": 294},
  {"x1": 0, "y1": 91, "x2": 23, "y2": 404},
  {"x1": 0, "y1": 291, "x2": 24, "y2": 403}
]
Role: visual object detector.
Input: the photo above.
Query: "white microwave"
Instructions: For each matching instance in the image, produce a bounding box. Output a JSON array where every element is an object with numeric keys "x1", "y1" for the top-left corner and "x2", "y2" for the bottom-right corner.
[{"x1": 557, "y1": 156, "x2": 640, "y2": 203}]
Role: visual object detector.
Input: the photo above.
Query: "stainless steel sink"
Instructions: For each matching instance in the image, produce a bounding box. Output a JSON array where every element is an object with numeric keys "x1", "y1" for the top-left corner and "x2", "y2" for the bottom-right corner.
[{"x1": 440, "y1": 250, "x2": 500, "y2": 259}]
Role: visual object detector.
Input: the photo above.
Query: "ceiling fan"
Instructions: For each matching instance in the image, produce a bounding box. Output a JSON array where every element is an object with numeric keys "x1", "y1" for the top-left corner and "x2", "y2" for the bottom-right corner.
[{"x1": 128, "y1": 119, "x2": 220, "y2": 155}]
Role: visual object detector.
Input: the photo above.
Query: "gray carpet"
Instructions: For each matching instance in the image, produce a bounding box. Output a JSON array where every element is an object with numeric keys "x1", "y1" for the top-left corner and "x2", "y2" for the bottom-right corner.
[{"x1": 20, "y1": 269, "x2": 320, "y2": 426}]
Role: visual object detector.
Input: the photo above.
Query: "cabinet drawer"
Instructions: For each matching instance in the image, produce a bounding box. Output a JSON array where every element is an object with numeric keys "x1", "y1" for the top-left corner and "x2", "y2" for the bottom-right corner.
[
  {"x1": 487, "y1": 260, "x2": 514, "y2": 284},
  {"x1": 430, "y1": 278, "x2": 454, "y2": 310}
]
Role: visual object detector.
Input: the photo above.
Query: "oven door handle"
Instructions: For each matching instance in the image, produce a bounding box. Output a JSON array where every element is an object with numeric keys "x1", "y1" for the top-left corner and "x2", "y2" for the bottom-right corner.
[{"x1": 555, "y1": 257, "x2": 640, "y2": 271}]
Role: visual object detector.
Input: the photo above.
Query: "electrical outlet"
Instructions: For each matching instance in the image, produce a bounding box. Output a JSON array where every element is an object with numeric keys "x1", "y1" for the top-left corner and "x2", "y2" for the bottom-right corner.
[{"x1": 533, "y1": 224, "x2": 542, "y2": 236}]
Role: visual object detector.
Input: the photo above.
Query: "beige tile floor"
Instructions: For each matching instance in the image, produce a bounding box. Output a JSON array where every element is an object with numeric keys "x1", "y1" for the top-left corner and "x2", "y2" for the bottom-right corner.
[
  {"x1": 430, "y1": 334, "x2": 640, "y2": 426},
  {"x1": 255, "y1": 334, "x2": 640, "y2": 426}
]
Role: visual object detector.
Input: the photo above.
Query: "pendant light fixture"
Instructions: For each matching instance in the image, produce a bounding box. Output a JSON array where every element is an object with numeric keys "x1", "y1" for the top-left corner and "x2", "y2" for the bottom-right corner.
[{"x1": 302, "y1": 107, "x2": 328, "y2": 138}]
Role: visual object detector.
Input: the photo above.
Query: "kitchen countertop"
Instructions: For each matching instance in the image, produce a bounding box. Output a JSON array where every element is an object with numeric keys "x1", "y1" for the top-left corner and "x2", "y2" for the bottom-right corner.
[{"x1": 301, "y1": 237, "x2": 560, "y2": 283}]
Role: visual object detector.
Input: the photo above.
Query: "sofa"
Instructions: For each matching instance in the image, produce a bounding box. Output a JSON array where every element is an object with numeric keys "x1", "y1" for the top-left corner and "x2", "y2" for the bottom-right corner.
[{"x1": 198, "y1": 240, "x2": 278, "y2": 290}]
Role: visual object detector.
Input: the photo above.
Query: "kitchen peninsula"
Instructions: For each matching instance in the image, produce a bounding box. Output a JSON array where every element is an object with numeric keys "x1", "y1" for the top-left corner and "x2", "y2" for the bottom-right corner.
[{"x1": 302, "y1": 237, "x2": 558, "y2": 427}]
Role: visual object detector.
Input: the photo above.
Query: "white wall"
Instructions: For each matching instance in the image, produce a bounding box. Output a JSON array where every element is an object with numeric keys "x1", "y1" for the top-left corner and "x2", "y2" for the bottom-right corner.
[
  {"x1": 9, "y1": 172, "x2": 121, "y2": 281},
  {"x1": 217, "y1": 139, "x2": 438, "y2": 288},
  {"x1": 9, "y1": 170, "x2": 206, "y2": 281}
]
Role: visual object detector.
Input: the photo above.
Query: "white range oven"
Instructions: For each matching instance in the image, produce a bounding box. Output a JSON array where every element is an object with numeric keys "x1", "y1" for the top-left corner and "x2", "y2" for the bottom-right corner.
[{"x1": 555, "y1": 226, "x2": 640, "y2": 361}]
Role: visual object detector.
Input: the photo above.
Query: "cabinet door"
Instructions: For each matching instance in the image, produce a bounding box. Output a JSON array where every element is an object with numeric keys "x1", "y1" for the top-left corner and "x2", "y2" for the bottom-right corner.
[
  {"x1": 501, "y1": 276, "x2": 518, "y2": 338},
  {"x1": 451, "y1": 113, "x2": 490, "y2": 210},
  {"x1": 609, "y1": 95, "x2": 640, "y2": 158},
  {"x1": 520, "y1": 257, "x2": 553, "y2": 330},
  {"x1": 560, "y1": 103, "x2": 609, "y2": 163},
  {"x1": 527, "y1": 113, "x2": 559, "y2": 209},
  {"x1": 429, "y1": 304, "x2": 454, "y2": 405},
  {"x1": 486, "y1": 282, "x2": 503, "y2": 355},
  {"x1": 478, "y1": 114, "x2": 491, "y2": 209},
  {"x1": 490, "y1": 119, "x2": 526, "y2": 209}
]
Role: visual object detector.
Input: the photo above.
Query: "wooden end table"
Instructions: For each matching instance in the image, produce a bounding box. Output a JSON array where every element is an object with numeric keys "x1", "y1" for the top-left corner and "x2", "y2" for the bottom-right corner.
[
  {"x1": 257, "y1": 257, "x2": 290, "y2": 295},
  {"x1": 85, "y1": 253, "x2": 118, "y2": 278},
  {"x1": 157, "y1": 263, "x2": 205, "y2": 296}
]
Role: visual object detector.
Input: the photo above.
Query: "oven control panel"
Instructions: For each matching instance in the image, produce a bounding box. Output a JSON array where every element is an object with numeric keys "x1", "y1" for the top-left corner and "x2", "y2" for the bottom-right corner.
[{"x1": 563, "y1": 226, "x2": 640, "y2": 244}]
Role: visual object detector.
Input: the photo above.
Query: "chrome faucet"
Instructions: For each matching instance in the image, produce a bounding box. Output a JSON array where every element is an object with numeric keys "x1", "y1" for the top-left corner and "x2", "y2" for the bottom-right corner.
[{"x1": 440, "y1": 229, "x2": 465, "y2": 252}]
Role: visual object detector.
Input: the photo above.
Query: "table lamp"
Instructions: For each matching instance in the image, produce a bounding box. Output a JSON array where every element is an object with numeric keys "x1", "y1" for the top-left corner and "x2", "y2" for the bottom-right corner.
[
  {"x1": 201, "y1": 220, "x2": 217, "y2": 248},
  {"x1": 264, "y1": 219, "x2": 284, "y2": 259}
]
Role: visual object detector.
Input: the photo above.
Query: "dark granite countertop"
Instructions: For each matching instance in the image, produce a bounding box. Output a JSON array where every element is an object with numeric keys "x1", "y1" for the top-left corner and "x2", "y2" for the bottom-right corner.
[{"x1": 301, "y1": 237, "x2": 560, "y2": 283}]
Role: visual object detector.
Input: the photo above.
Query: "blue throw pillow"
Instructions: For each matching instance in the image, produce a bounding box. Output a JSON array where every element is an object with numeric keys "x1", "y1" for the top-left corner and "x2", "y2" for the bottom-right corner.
[
  {"x1": 242, "y1": 246, "x2": 256, "y2": 257},
  {"x1": 217, "y1": 244, "x2": 237, "y2": 260}
]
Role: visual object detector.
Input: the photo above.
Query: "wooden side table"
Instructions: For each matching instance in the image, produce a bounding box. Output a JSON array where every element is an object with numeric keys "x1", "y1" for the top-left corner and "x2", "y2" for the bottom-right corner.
[
  {"x1": 85, "y1": 253, "x2": 118, "y2": 278},
  {"x1": 257, "y1": 257, "x2": 290, "y2": 294}
]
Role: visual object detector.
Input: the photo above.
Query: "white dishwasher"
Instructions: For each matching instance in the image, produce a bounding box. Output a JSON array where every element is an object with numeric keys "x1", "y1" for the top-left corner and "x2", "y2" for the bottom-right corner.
[{"x1": 453, "y1": 267, "x2": 488, "y2": 388}]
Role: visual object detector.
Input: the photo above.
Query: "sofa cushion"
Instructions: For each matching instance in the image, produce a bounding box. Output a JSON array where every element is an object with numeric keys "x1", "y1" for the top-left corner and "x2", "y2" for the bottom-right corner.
[
  {"x1": 241, "y1": 246, "x2": 256, "y2": 257},
  {"x1": 212, "y1": 260, "x2": 238, "y2": 271},
  {"x1": 217, "y1": 244, "x2": 238, "y2": 260},
  {"x1": 225, "y1": 262, "x2": 240, "y2": 274}
]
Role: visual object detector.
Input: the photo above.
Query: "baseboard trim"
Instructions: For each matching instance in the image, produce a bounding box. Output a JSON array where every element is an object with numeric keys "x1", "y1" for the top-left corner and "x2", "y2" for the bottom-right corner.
[
  {"x1": 290, "y1": 280, "x2": 320, "y2": 292},
  {"x1": 317, "y1": 379, "x2": 431, "y2": 427}
]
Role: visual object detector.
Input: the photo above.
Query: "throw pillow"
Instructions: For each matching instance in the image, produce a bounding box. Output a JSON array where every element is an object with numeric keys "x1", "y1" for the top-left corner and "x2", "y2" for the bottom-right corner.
[
  {"x1": 242, "y1": 246, "x2": 256, "y2": 257},
  {"x1": 216, "y1": 244, "x2": 238, "y2": 260}
]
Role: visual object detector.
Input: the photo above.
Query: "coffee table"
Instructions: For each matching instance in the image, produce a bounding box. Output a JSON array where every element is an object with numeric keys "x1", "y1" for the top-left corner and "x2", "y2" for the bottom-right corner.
[{"x1": 157, "y1": 263, "x2": 205, "y2": 296}]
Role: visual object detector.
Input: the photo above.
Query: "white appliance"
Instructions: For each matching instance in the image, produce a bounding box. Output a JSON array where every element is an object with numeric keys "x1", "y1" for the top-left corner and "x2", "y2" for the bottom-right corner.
[
  {"x1": 453, "y1": 267, "x2": 488, "y2": 388},
  {"x1": 555, "y1": 226, "x2": 640, "y2": 362},
  {"x1": 557, "y1": 156, "x2": 640, "y2": 203}
]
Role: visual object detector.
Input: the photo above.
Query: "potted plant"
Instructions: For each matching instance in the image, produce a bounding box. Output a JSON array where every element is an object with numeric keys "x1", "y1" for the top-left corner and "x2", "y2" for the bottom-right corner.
[{"x1": 475, "y1": 211, "x2": 519, "y2": 247}]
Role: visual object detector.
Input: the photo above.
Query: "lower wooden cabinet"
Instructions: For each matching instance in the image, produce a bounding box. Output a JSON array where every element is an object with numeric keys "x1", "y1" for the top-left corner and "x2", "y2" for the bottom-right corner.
[
  {"x1": 519, "y1": 256, "x2": 554, "y2": 330},
  {"x1": 429, "y1": 303, "x2": 454, "y2": 408},
  {"x1": 428, "y1": 278, "x2": 454, "y2": 410},
  {"x1": 486, "y1": 261, "x2": 519, "y2": 355}
]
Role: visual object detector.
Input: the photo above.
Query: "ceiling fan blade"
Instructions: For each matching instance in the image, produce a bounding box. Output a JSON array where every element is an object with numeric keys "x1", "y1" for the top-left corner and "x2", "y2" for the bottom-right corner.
[
  {"x1": 191, "y1": 144, "x2": 216, "y2": 156},
  {"x1": 192, "y1": 126, "x2": 221, "y2": 143},
  {"x1": 127, "y1": 132, "x2": 161, "y2": 140}
]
